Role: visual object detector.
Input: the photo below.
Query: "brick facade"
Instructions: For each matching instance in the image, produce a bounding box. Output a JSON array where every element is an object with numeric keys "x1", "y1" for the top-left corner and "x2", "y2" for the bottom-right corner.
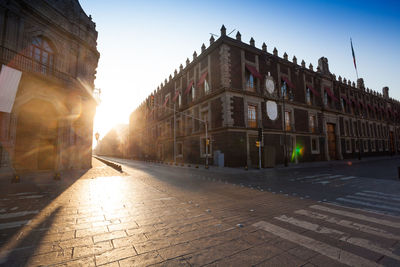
[
  {"x1": 0, "y1": 0, "x2": 99, "y2": 172},
  {"x1": 129, "y1": 25, "x2": 400, "y2": 168}
]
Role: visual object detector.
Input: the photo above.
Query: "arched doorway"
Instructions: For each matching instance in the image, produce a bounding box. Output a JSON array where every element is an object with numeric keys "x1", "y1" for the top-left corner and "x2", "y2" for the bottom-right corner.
[{"x1": 14, "y1": 99, "x2": 58, "y2": 171}]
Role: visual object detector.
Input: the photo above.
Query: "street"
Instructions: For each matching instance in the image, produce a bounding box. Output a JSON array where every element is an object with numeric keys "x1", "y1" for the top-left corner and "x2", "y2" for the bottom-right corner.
[{"x1": 0, "y1": 157, "x2": 400, "y2": 266}]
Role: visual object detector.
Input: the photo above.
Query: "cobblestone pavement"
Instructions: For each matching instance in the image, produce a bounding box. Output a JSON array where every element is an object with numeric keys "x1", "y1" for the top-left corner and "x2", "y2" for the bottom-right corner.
[{"x1": 0, "y1": 158, "x2": 400, "y2": 266}]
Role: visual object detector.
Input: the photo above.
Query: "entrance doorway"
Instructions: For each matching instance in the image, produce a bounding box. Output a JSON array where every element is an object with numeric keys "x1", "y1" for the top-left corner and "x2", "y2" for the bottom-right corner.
[
  {"x1": 14, "y1": 99, "x2": 58, "y2": 171},
  {"x1": 327, "y1": 123, "x2": 337, "y2": 160}
]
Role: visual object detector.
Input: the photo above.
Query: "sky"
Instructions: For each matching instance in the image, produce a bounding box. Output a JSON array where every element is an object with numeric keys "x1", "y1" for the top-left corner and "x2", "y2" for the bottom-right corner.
[{"x1": 78, "y1": 0, "x2": 400, "y2": 142}]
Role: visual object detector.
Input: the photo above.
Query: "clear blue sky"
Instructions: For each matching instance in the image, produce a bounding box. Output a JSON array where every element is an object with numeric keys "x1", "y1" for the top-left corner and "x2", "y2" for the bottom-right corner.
[{"x1": 79, "y1": 0, "x2": 400, "y2": 140}]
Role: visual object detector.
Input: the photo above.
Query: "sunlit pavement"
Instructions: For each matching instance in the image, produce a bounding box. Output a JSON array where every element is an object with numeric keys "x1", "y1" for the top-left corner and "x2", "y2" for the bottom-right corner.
[{"x1": 0, "y1": 158, "x2": 400, "y2": 266}]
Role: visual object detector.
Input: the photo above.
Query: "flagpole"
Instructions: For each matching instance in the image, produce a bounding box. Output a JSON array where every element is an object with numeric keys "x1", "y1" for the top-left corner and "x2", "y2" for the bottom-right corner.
[{"x1": 351, "y1": 37, "x2": 362, "y2": 160}]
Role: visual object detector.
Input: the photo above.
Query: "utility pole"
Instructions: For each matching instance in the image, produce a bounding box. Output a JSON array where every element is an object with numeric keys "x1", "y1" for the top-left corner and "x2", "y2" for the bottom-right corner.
[
  {"x1": 173, "y1": 103, "x2": 176, "y2": 164},
  {"x1": 205, "y1": 120, "x2": 208, "y2": 168},
  {"x1": 282, "y1": 82, "x2": 288, "y2": 167}
]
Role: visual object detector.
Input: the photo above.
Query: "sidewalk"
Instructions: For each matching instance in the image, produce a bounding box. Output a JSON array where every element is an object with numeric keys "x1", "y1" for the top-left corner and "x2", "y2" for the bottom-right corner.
[{"x1": 100, "y1": 154, "x2": 400, "y2": 174}]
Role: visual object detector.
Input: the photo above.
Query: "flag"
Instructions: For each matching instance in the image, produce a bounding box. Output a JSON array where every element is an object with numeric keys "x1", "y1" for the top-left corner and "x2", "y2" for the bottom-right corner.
[
  {"x1": 350, "y1": 38, "x2": 357, "y2": 70},
  {"x1": 163, "y1": 95, "x2": 169, "y2": 107},
  {"x1": 0, "y1": 65, "x2": 22, "y2": 113}
]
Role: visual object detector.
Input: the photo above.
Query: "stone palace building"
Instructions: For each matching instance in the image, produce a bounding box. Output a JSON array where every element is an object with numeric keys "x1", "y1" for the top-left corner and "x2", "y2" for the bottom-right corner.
[
  {"x1": 129, "y1": 25, "x2": 399, "y2": 168},
  {"x1": 0, "y1": 0, "x2": 99, "y2": 173}
]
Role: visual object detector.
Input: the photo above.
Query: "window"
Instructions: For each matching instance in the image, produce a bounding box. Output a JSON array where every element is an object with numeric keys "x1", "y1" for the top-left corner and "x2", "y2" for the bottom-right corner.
[
  {"x1": 248, "y1": 105, "x2": 257, "y2": 128},
  {"x1": 309, "y1": 115, "x2": 316, "y2": 133},
  {"x1": 204, "y1": 80, "x2": 210, "y2": 95},
  {"x1": 200, "y1": 137, "x2": 212, "y2": 157},
  {"x1": 340, "y1": 98, "x2": 345, "y2": 111},
  {"x1": 245, "y1": 70, "x2": 255, "y2": 92},
  {"x1": 345, "y1": 139, "x2": 351, "y2": 153},
  {"x1": 285, "y1": 111, "x2": 292, "y2": 131},
  {"x1": 281, "y1": 82, "x2": 288, "y2": 100},
  {"x1": 30, "y1": 36, "x2": 54, "y2": 73},
  {"x1": 187, "y1": 117, "x2": 192, "y2": 134},
  {"x1": 178, "y1": 93, "x2": 182, "y2": 107},
  {"x1": 306, "y1": 88, "x2": 311, "y2": 105},
  {"x1": 363, "y1": 140, "x2": 368, "y2": 152},
  {"x1": 378, "y1": 140, "x2": 383, "y2": 151},
  {"x1": 355, "y1": 140, "x2": 359, "y2": 152},
  {"x1": 177, "y1": 142, "x2": 183, "y2": 157},
  {"x1": 191, "y1": 85, "x2": 196, "y2": 101},
  {"x1": 323, "y1": 91, "x2": 328, "y2": 106},
  {"x1": 345, "y1": 121, "x2": 349, "y2": 136},
  {"x1": 311, "y1": 137, "x2": 319, "y2": 154}
]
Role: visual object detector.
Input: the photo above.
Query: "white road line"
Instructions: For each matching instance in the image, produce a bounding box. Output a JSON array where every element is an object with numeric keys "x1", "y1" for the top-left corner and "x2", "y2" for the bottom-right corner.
[
  {"x1": 355, "y1": 192, "x2": 400, "y2": 202},
  {"x1": 340, "y1": 176, "x2": 357, "y2": 181},
  {"x1": 310, "y1": 205, "x2": 400, "y2": 228},
  {"x1": 312, "y1": 175, "x2": 344, "y2": 182},
  {"x1": 295, "y1": 209, "x2": 400, "y2": 240},
  {"x1": 18, "y1": 195, "x2": 44, "y2": 199},
  {"x1": 336, "y1": 198, "x2": 400, "y2": 213},
  {"x1": 275, "y1": 215, "x2": 400, "y2": 261},
  {"x1": 363, "y1": 191, "x2": 400, "y2": 198},
  {"x1": 0, "y1": 210, "x2": 39, "y2": 219},
  {"x1": 252, "y1": 221, "x2": 381, "y2": 267},
  {"x1": 0, "y1": 220, "x2": 29, "y2": 230},
  {"x1": 302, "y1": 174, "x2": 331, "y2": 179},
  {"x1": 346, "y1": 195, "x2": 400, "y2": 207}
]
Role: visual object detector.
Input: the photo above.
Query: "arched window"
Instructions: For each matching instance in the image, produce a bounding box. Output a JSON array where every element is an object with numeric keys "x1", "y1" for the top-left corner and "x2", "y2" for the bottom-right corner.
[{"x1": 30, "y1": 36, "x2": 54, "y2": 68}]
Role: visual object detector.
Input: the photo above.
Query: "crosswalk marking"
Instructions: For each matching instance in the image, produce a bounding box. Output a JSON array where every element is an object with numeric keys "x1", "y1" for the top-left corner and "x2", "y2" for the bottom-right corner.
[
  {"x1": 294, "y1": 209, "x2": 400, "y2": 240},
  {"x1": 336, "y1": 197, "x2": 400, "y2": 213},
  {"x1": 0, "y1": 220, "x2": 29, "y2": 230},
  {"x1": 345, "y1": 195, "x2": 400, "y2": 206},
  {"x1": 291, "y1": 174, "x2": 360, "y2": 186},
  {"x1": 363, "y1": 190, "x2": 400, "y2": 199},
  {"x1": 275, "y1": 215, "x2": 400, "y2": 261},
  {"x1": 355, "y1": 192, "x2": 400, "y2": 202},
  {"x1": 310, "y1": 205, "x2": 400, "y2": 228},
  {"x1": 252, "y1": 220, "x2": 381, "y2": 267},
  {"x1": 0, "y1": 210, "x2": 39, "y2": 219}
]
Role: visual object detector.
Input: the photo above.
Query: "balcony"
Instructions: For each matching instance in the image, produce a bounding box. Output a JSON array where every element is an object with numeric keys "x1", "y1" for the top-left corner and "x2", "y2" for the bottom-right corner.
[{"x1": 0, "y1": 45, "x2": 73, "y2": 86}]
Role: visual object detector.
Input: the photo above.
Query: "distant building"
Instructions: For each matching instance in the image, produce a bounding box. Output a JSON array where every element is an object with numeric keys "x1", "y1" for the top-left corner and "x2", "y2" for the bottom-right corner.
[
  {"x1": 129, "y1": 25, "x2": 400, "y2": 168},
  {"x1": 0, "y1": 0, "x2": 99, "y2": 173},
  {"x1": 96, "y1": 124, "x2": 129, "y2": 158}
]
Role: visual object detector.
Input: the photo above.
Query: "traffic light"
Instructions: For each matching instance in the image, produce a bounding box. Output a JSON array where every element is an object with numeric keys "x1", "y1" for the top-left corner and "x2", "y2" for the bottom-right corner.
[{"x1": 150, "y1": 95, "x2": 154, "y2": 108}]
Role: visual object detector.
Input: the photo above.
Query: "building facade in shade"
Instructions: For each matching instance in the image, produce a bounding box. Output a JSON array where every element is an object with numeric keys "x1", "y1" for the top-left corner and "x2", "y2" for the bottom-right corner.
[
  {"x1": 129, "y1": 25, "x2": 400, "y2": 168},
  {"x1": 0, "y1": 0, "x2": 99, "y2": 173}
]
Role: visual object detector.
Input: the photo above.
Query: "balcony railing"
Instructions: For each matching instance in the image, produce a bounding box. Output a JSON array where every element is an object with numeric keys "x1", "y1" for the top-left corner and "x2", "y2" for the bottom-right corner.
[{"x1": 0, "y1": 45, "x2": 72, "y2": 85}]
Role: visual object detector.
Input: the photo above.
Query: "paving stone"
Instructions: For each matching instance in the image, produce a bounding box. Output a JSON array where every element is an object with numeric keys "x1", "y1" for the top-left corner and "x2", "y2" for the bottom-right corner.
[
  {"x1": 185, "y1": 239, "x2": 251, "y2": 266},
  {"x1": 58, "y1": 236, "x2": 93, "y2": 249},
  {"x1": 112, "y1": 234, "x2": 148, "y2": 248},
  {"x1": 150, "y1": 256, "x2": 191, "y2": 267},
  {"x1": 93, "y1": 230, "x2": 127, "y2": 244},
  {"x1": 118, "y1": 251, "x2": 163, "y2": 267},
  {"x1": 75, "y1": 226, "x2": 108, "y2": 238},
  {"x1": 134, "y1": 238, "x2": 172, "y2": 254},
  {"x1": 73, "y1": 240, "x2": 113, "y2": 258},
  {"x1": 53, "y1": 256, "x2": 96, "y2": 267},
  {"x1": 95, "y1": 245, "x2": 137, "y2": 265},
  {"x1": 208, "y1": 243, "x2": 283, "y2": 266},
  {"x1": 255, "y1": 251, "x2": 307, "y2": 266},
  {"x1": 25, "y1": 248, "x2": 73, "y2": 266},
  {"x1": 157, "y1": 242, "x2": 197, "y2": 260}
]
